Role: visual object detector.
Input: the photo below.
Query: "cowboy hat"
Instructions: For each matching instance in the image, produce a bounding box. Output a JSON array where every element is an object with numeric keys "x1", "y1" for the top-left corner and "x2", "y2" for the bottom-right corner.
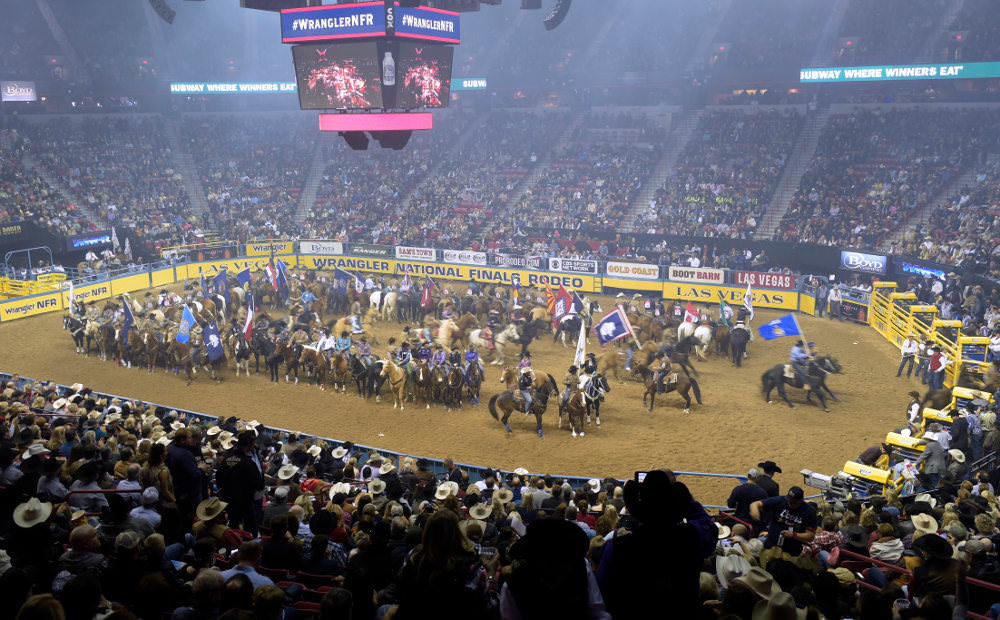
[
  {"x1": 52, "y1": 398, "x2": 67, "y2": 410},
  {"x1": 716, "y1": 551, "x2": 752, "y2": 589},
  {"x1": 196, "y1": 497, "x2": 228, "y2": 522},
  {"x1": 717, "y1": 524, "x2": 732, "y2": 539},
  {"x1": 220, "y1": 435, "x2": 236, "y2": 451},
  {"x1": 206, "y1": 426, "x2": 222, "y2": 437},
  {"x1": 13, "y1": 497, "x2": 52, "y2": 528},
  {"x1": 513, "y1": 467, "x2": 529, "y2": 477},
  {"x1": 842, "y1": 524, "x2": 868, "y2": 548},
  {"x1": 21, "y1": 443, "x2": 50, "y2": 460},
  {"x1": 469, "y1": 503, "x2": 492, "y2": 520},
  {"x1": 105, "y1": 412, "x2": 122, "y2": 424},
  {"x1": 379, "y1": 462, "x2": 396, "y2": 475},
  {"x1": 170, "y1": 421, "x2": 185, "y2": 432},
  {"x1": 915, "y1": 531, "x2": 953, "y2": 560},
  {"x1": 948, "y1": 449, "x2": 967, "y2": 463},
  {"x1": 331, "y1": 447, "x2": 348, "y2": 459},
  {"x1": 734, "y1": 567, "x2": 781, "y2": 600},
  {"x1": 435, "y1": 484, "x2": 453, "y2": 501},
  {"x1": 495, "y1": 489, "x2": 514, "y2": 504},
  {"x1": 70, "y1": 383, "x2": 84, "y2": 392},
  {"x1": 156, "y1": 436, "x2": 171, "y2": 446},
  {"x1": 911, "y1": 513, "x2": 939, "y2": 538},
  {"x1": 329, "y1": 482, "x2": 352, "y2": 499},
  {"x1": 915, "y1": 493, "x2": 938, "y2": 508},
  {"x1": 307, "y1": 445, "x2": 322, "y2": 458},
  {"x1": 277, "y1": 464, "x2": 299, "y2": 481},
  {"x1": 751, "y1": 591, "x2": 806, "y2": 620},
  {"x1": 757, "y1": 461, "x2": 782, "y2": 474},
  {"x1": 369, "y1": 479, "x2": 386, "y2": 495},
  {"x1": 586, "y1": 478, "x2": 601, "y2": 494}
]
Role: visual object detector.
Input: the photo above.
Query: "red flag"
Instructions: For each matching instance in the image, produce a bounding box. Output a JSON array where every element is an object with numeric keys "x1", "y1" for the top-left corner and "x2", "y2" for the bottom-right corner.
[
  {"x1": 243, "y1": 303, "x2": 254, "y2": 340},
  {"x1": 421, "y1": 278, "x2": 435, "y2": 309},
  {"x1": 684, "y1": 302, "x2": 699, "y2": 323},
  {"x1": 552, "y1": 285, "x2": 574, "y2": 325},
  {"x1": 543, "y1": 279, "x2": 556, "y2": 314}
]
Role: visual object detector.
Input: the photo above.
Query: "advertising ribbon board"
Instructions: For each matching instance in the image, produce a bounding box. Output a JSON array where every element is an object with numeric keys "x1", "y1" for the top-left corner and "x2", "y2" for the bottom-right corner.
[
  {"x1": 662, "y1": 282, "x2": 798, "y2": 311},
  {"x1": 350, "y1": 243, "x2": 394, "y2": 258},
  {"x1": 491, "y1": 254, "x2": 545, "y2": 269},
  {"x1": 733, "y1": 271, "x2": 796, "y2": 290},
  {"x1": 299, "y1": 241, "x2": 344, "y2": 255},
  {"x1": 667, "y1": 266, "x2": 726, "y2": 284},
  {"x1": 0, "y1": 291, "x2": 62, "y2": 321},
  {"x1": 246, "y1": 241, "x2": 294, "y2": 257},
  {"x1": 395, "y1": 246, "x2": 436, "y2": 261},
  {"x1": 548, "y1": 257, "x2": 598, "y2": 275},
  {"x1": 840, "y1": 250, "x2": 887, "y2": 275},
  {"x1": 606, "y1": 261, "x2": 660, "y2": 280},
  {"x1": 442, "y1": 250, "x2": 487, "y2": 266}
]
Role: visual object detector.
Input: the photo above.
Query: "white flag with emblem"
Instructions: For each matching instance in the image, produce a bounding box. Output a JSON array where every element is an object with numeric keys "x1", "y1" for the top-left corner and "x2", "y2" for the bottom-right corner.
[{"x1": 573, "y1": 317, "x2": 586, "y2": 367}]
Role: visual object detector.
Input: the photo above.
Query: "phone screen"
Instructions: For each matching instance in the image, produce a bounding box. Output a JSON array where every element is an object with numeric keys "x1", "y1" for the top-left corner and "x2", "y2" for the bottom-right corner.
[{"x1": 635, "y1": 471, "x2": 647, "y2": 483}]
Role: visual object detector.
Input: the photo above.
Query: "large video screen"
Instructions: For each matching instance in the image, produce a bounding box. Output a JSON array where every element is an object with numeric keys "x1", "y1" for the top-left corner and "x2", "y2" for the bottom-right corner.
[
  {"x1": 397, "y1": 43, "x2": 452, "y2": 109},
  {"x1": 292, "y1": 42, "x2": 382, "y2": 110}
]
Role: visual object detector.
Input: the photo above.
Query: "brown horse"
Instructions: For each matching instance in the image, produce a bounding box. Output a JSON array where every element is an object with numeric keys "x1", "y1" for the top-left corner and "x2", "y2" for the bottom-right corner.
[
  {"x1": 559, "y1": 389, "x2": 587, "y2": 437},
  {"x1": 274, "y1": 340, "x2": 301, "y2": 383},
  {"x1": 488, "y1": 387, "x2": 552, "y2": 438},
  {"x1": 166, "y1": 338, "x2": 198, "y2": 385},
  {"x1": 443, "y1": 366, "x2": 464, "y2": 411},
  {"x1": 632, "y1": 363, "x2": 702, "y2": 414},
  {"x1": 380, "y1": 359, "x2": 410, "y2": 409},
  {"x1": 330, "y1": 352, "x2": 351, "y2": 393},
  {"x1": 299, "y1": 347, "x2": 330, "y2": 389},
  {"x1": 714, "y1": 325, "x2": 731, "y2": 357},
  {"x1": 414, "y1": 360, "x2": 435, "y2": 408}
]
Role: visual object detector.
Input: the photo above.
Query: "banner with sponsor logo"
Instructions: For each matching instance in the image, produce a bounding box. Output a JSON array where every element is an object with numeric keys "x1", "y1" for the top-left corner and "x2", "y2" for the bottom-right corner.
[
  {"x1": 246, "y1": 241, "x2": 294, "y2": 257},
  {"x1": 0, "y1": 291, "x2": 62, "y2": 321},
  {"x1": 492, "y1": 254, "x2": 544, "y2": 269},
  {"x1": 182, "y1": 257, "x2": 278, "y2": 280},
  {"x1": 60, "y1": 281, "x2": 111, "y2": 307},
  {"x1": 662, "y1": 282, "x2": 798, "y2": 311},
  {"x1": 1, "y1": 81, "x2": 37, "y2": 102},
  {"x1": 396, "y1": 5, "x2": 460, "y2": 43},
  {"x1": 350, "y1": 243, "x2": 394, "y2": 258},
  {"x1": 667, "y1": 266, "x2": 725, "y2": 284},
  {"x1": 111, "y1": 273, "x2": 151, "y2": 296},
  {"x1": 548, "y1": 257, "x2": 598, "y2": 275},
  {"x1": 395, "y1": 246, "x2": 436, "y2": 261},
  {"x1": 442, "y1": 249, "x2": 487, "y2": 266},
  {"x1": 840, "y1": 250, "x2": 886, "y2": 275},
  {"x1": 606, "y1": 261, "x2": 660, "y2": 280},
  {"x1": 299, "y1": 255, "x2": 396, "y2": 274},
  {"x1": 733, "y1": 271, "x2": 796, "y2": 290},
  {"x1": 281, "y1": 3, "x2": 387, "y2": 43},
  {"x1": 299, "y1": 241, "x2": 344, "y2": 255},
  {"x1": 151, "y1": 268, "x2": 176, "y2": 288}
]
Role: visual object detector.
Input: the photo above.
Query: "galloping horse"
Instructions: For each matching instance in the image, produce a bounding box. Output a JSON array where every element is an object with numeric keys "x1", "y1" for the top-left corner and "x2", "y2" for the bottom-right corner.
[
  {"x1": 380, "y1": 359, "x2": 410, "y2": 409},
  {"x1": 632, "y1": 363, "x2": 702, "y2": 414},
  {"x1": 761, "y1": 355, "x2": 842, "y2": 412},
  {"x1": 469, "y1": 324, "x2": 519, "y2": 366}
]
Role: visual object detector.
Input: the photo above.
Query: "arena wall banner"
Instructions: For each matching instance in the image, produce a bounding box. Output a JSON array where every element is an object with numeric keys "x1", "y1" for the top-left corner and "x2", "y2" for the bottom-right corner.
[
  {"x1": 182, "y1": 256, "x2": 278, "y2": 279},
  {"x1": 246, "y1": 241, "x2": 295, "y2": 257},
  {"x1": 442, "y1": 249, "x2": 487, "y2": 266},
  {"x1": 732, "y1": 271, "x2": 796, "y2": 290},
  {"x1": 602, "y1": 276, "x2": 662, "y2": 293},
  {"x1": 547, "y1": 257, "x2": 599, "y2": 275},
  {"x1": 299, "y1": 241, "x2": 344, "y2": 255},
  {"x1": 111, "y1": 273, "x2": 152, "y2": 296},
  {"x1": 661, "y1": 282, "x2": 798, "y2": 311},
  {"x1": 60, "y1": 281, "x2": 112, "y2": 307},
  {"x1": 395, "y1": 246, "x2": 436, "y2": 261},
  {"x1": 349, "y1": 243, "x2": 394, "y2": 258},
  {"x1": 605, "y1": 261, "x2": 660, "y2": 280},
  {"x1": 151, "y1": 268, "x2": 176, "y2": 288},
  {"x1": 667, "y1": 266, "x2": 725, "y2": 284},
  {"x1": 491, "y1": 253, "x2": 544, "y2": 270},
  {"x1": 840, "y1": 250, "x2": 886, "y2": 275},
  {"x1": 0, "y1": 291, "x2": 63, "y2": 321}
]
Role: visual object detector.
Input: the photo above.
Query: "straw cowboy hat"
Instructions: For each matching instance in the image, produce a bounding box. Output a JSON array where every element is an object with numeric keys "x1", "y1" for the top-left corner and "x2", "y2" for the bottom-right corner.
[
  {"x1": 206, "y1": 426, "x2": 222, "y2": 437},
  {"x1": 277, "y1": 464, "x2": 300, "y2": 481},
  {"x1": 196, "y1": 497, "x2": 228, "y2": 522},
  {"x1": 328, "y1": 482, "x2": 352, "y2": 499},
  {"x1": 307, "y1": 445, "x2": 322, "y2": 458},
  {"x1": 331, "y1": 447, "x2": 348, "y2": 459},
  {"x1": 469, "y1": 503, "x2": 492, "y2": 520},
  {"x1": 716, "y1": 551, "x2": 753, "y2": 589},
  {"x1": 21, "y1": 443, "x2": 51, "y2": 460},
  {"x1": 369, "y1": 479, "x2": 386, "y2": 495},
  {"x1": 379, "y1": 462, "x2": 396, "y2": 475},
  {"x1": 13, "y1": 497, "x2": 52, "y2": 528},
  {"x1": 734, "y1": 567, "x2": 782, "y2": 600},
  {"x1": 912, "y1": 513, "x2": 939, "y2": 538},
  {"x1": 495, "y1": 489, "x2": 514, "y2": 504},
  {"x1": 435, "y1": 484, "x2": 453, "y2": 501},
  {"x1": 948, "y1": 449, "x2": 967, "y2": 464},
  {"x1": 751, "y1": 591, "x2": 806, "y2": 620},
  {"x1": 70, "y1": 383, "x2": 84, "y2": 393}
]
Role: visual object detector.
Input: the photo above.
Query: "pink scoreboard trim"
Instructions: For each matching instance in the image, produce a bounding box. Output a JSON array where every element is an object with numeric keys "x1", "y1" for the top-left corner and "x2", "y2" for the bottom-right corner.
[{"x1": 318, "y1": 112, "x2": 433, "y2": 131}]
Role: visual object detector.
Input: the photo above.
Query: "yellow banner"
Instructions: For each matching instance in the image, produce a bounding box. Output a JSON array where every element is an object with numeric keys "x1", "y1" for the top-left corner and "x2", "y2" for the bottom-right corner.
[
  {"x1": 661, "y1": 282, "x2": 799, "y2": 311},
  {"x1": 0, "y1": 291, "x2": 63, "y2": 321},
  {"x1": 36, "y1": 273, "x2": 67, "y2": 285},
  {"x1": 182, "y1": 256, "x2": 283, "y2": 280},
  {"x1": 246, "y1": 241, "x2": 294, "y2": 256},
  {"x1": 63, "y1": 281, "x2": 112, "y2": 306},
  {"x1": 151, "y1": 268, "x2": 176, "y2": 288},
  {"x1": 799, "y1": 293, "x2": 816, "y2": 316},
  {"x1": 602, "y1": 276, "x2": 662, "y2": 293},
  {"x1": 111, "y1": 273, "x2": 151, "y2": 296}
]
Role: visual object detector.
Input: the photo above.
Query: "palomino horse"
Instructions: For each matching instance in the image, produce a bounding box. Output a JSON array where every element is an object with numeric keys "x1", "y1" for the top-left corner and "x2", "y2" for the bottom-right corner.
[
  {"x1": 380, "y1": 359, "x2": 410, "y2": 409},
  {"x1": 632, "y1": 363, "x2": 702, "y2": 414},
  {"x1": 761, "y1": 355, "x2": 842, "y2": 412},
  {"x1": 330, "y1": 352, "x2": 352, "y2": 393},
  {"x1": 299, "y1": 347, "x2": 330, "y2": 389},
  {"x1": 677, "y1": 322, "x2": 713, "y2": 361},
  {"x1": 488, "y1": 387, "x2": 553, "y2": 438}
]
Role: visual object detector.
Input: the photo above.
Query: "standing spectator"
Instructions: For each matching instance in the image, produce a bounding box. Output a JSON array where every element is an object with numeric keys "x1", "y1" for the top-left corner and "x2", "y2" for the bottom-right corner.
[
  {"x1": 828, "y1": 287, "x2": 843, "y2": 320},
  {"x1": 815, "y1": 281, "x2": 828, "y2": 318},
  {"x1": 727, "y1": 469, "x2": 768, "y2": 535},
  {"x1": 928, "y1": 346, "x2": 951, "y2": 391},
  {"x1": 139, "y1": 443, "x2": 176, "y2": 504},
  {"x1": 897, "y1": 333, "x2": 919, "y2": 378},
  {"x1": 755, "y1": 461, "x2": 781, "y2": 497},
  {"x1": 216, "y1": 432, "x2": 265, "y2": 536},
  {"x1": 916, "y1": 339, "x2": 933, "y2": 384},
  {"x1": 916, "y1": 430, "x2": 947, "y2": 490}
]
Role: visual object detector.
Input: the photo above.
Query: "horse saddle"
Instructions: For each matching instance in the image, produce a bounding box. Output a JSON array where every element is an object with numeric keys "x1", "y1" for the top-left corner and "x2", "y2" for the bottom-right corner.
[
  {"x1": 783, "y1": 364, "x2": 796, "y2": 379},
  {"x1": 657, "y1": 373, "x2": 678, "y2": 393}
]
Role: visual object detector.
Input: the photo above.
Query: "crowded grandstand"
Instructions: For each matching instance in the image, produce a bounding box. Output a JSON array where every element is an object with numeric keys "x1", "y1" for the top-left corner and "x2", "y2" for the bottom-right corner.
[{"x1": 6, "y1": 0, "x2": 1000, "y2": 619}]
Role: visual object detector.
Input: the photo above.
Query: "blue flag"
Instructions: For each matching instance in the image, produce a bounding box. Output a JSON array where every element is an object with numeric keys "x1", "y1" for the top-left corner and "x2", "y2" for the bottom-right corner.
[
  {"x1": 200, "y1": 273, "x2": 210, "y2": 297},
  {"x1": 757, "y1": 313, "x2": 802, "y2": 341},
  {"x1": 121, "y1": 300, "x2": 135, "y2": 346},
  {"x1": 593, "y1": 307, "x2": 634, "y2": 346},
  {"x1": 204, "y1": 320, "x2": 224, "y2": 362},
  {"x1": 275, "y1": 259, "x2": 290, "y2": 301},
  {"x1": 213, "y1": 271, "x2": 231, "y2": 306},
  {"x1": 177, "y1": 305, "x2": 196, "y2": 343},
  {"x1": 236, "y1": 268, "x2": 252, "y2": 288},
  {"x1": 571, "y1": 291, "x2": 586, "y2": 315}
]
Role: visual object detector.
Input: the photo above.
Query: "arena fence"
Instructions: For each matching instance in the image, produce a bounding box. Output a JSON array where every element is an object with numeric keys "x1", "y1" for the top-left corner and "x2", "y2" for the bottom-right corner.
[
  {"x1": 869, "y1": 281, "x2": 989, "y2": 388},
  {"x1": 1, "y1": 239, "x2": 824, "y2": 323}
]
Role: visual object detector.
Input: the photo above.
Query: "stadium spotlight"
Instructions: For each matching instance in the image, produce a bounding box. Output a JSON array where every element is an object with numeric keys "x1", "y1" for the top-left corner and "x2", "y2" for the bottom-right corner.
[
  {"x1": 339, "y1": 131, "x2": 370, "y2": 151},
  {"x1": 543, "y1": 0, "x2": 571, "y2": 30}
]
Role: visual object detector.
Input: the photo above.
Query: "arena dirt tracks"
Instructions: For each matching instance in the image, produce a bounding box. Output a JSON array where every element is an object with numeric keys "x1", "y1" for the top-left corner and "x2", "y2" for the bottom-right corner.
[{"x1": 0, "y1": 293, "x2": 908, "y2": 505}]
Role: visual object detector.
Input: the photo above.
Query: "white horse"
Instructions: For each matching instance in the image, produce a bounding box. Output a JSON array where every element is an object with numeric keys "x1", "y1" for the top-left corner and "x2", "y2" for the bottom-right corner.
[
  {"x1": 677, "y1": 321, "x2": 714, "y2": 361},
  {"x1": 469, "y1": 324, "x2": 520, "y2": 366},
  {"x1": 369, "y1": 291, "x2": 399, "y2": 322}
]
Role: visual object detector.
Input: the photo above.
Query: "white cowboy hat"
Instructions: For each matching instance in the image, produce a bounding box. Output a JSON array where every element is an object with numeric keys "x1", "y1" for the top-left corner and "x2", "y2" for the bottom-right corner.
[
  {"x1": 52, "y1": 398, "x2": 67, "y2": 410},
  {"x1": 104, "y1": 412, "x2": 122, "y2": 424},
  {"x1": 220, "y1": 436, "x2": 236, "y2": 451},
  {"x1": 915, "y1": 493, "x2": 938, "y2": 508},
  {"x1": 435, "y1": 485, "x2": 452, "y2": 501},
  {"x1": 369, "y1": 479, "x2": 386, "y2": 495},
  {"x1": 495, "y1": 489, "x2": 514, "y2": 504},
  {"x1": 912, "y1": 513, "x2": 939, "y2": 538},
  {"x1": 469, "y1": 503, "x2": 491, "y2": 520},
  {"x1": 206, "y1": 426, "x2": 222, "y2": 437},
  {"x1": 307, "y1": 445, "x2": 322, "y2": 458},
  {"x1": 716, "y1": 551, "x2": 752, "y2": 589},
  {"x1": 586, "y1": 478, "x2": 601, "y2": 494},
  {"x1": 156, "y1": 436, "x2": 171, "y2": 446},
  {"x1": 513, "y1": 467, "x2": 530, "y2": 477},
  {"x1": 170, "y1": 421, "x2": 185, "y2": 431},
  {"x1": 70, "y1": 383, "x2": 84, "y2": 392},
  {"x1": 21, "y1": 443, "x2": 50, "y2": 460},
  {"x1": 379, "y1": 462, "x2": 395, "y2": 475},
  {"x1": 948, "y1": 449, "x2": 967, "y2": 463},
  {"x1": 277, "y1": 464, "x2": 300, "y2": 480},
  {"x1": 13, "y1": 497, "x2": 52, "y2": 528},
  {"x1": 329, "y1": 482, "x2": 352, "y2": 498},
  {"x1": 331, "y1": 447, "x2": 348, "y2": 459},
  {"x1": 717, "y1": 524, "x2": 732, "y2": 539}
]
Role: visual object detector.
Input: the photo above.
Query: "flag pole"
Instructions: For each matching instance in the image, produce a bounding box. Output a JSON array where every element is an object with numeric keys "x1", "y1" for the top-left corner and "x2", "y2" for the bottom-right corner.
[{"x1": 791, "y1": 313, "x2": 809, "y2": 351}]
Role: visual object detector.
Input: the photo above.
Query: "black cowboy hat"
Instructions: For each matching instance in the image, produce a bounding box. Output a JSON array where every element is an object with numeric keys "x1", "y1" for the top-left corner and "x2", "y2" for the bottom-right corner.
[
  {"x1": 568, "y1": 366, "x2": 578, "y2": 373},
  {"x1": 758, "y1": 461, "x2": 783, "y2": 474},
  {"x1": 914, "y1": 531, "x2": 953, "y2": 560}
]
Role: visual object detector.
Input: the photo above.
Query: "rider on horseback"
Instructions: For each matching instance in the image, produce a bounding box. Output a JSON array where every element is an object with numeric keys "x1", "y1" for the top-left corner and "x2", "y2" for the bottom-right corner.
[
  {"x1": 335, "y1": 330, "x2": 352, "y2": 363},
  {"x1": 581, "y1": 353, "x2": 598, "y2": 380},
  {"x1": 416, "y1": 342, "x2": 432, "y2": 364},
  {"x1": 430, "y1": 344, "x2": 447, "y2": 370},
  {"x1": 790, "y1": 340, "x2": 811, "y2": 385},
  {"x1": 397, "y1": 342, "x2": 414, "y2": 380},
  {"x1": 654, "y1": 353, "x2": 673, "y2": 393},
  {"x1": 519, "y1": 366, "x2": 535, "y2": 413},
  {"x1": 562, "y1": 365, "x2": 579, "y2": 410},
  {"x1": 357, "y1": 337, "x2": 372, "y2": 368},
  {"x1": 464, "y1": 344, "x2": 483, "y2": 380},
  {"x1": 518, "y1": 352, "x2": 532, "y2": 370},
  {"x1": 317, "y1": 330, "x2": 335, "y2": 362},
  {"x1": 447, "y1": 346, "x2": 463, "y2": 378}
]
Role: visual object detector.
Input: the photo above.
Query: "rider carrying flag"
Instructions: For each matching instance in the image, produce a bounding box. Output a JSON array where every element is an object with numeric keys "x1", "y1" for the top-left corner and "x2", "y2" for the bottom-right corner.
[{"x1": 790, "y1": 340, "x2": 811, "y2": 385}]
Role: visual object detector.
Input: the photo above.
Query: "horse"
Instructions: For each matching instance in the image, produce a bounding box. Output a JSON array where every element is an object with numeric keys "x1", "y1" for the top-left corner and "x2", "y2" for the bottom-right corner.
[
  {"x1": 451, "y1": 313, "x2": 479, "y2": 346},
  {"x1": 299, "y1": 346, "x2": 330, "y2": 389},
  {"x1": 228, "y1": 332, "x2": 252, "y2": 377},
  {"x1": 97, "y1": 322, "x2": 116, "y2": 362},
  {"x1": 514, "y1": 319, "x2": 548, "y2": 356},
  {"x1": 469, "y1": 324, "x2": 519, "y2": 366},
  {"x1": 274, "y1": 340, "x2": 302, "y2": 384},
  {"x1": 413, "y1": 360, "x2": 435, "y2": 408},
  {"x1": 191, "y1": 333, "x2": 227, "y2": 383},
  {"x1": 919, "y1": 388, "x2": 954, "y2": 416},
  {"x1": 499, "y1": 367, "x2": 558, "y2": 399},
  {"x1": 64, "y1": 315, "x2": 87, "y2": 354},
  {"x1": 330, "y1": 352, "x2": 351, "y2": 393},
  {"x1": 677, "y1": 322, "x2": 713, "y2": 361},
  {"x1": 957, "y1": 362, "x2": 1000, "y2": 393},
  {"x1": 714, "y1": 325, "x2": 731, "y2": 357},
  {"x1": 560, "y1": 373, "x2": 611, "y2": 436},
  {"x1": 381, "y1": 359, "x2": 410, "y2": 409},
  {"x1": 582, "y1": 373, "x2": 611, "y2": 427},
  {"x1": 141, "y1": 329, "x2": 164, "y2": 373},
  {"x1": 370, "y1": 290, "x2": 398, "y2": 322},
  {"x1": 251, "y1": 327, "x2": 274, "y2": 374},
  {"x1": 434, "y1": 319, "x2": 459, "y2": 350},
  {"x1": 84, "y1": 319, "x2": 102, "y2": 357},
  {"x1": 553, "y1": 315, "x2": 587, "y2": 348},
  {"x1": 761, "y1": 355, "x2": 843, "y2": 412},
  {"x1": 465, "y1": 362, "x2": 483, "y2": 405},
  {"x1": 729, "y1": 327, "x2": 751, "y2": 367},
  {"x1": 348, "y1": 354, "x2": 368, "y2": 398},
  {"x1": 632, "y1": 363, "x2": 703, "y2": 414},
  {"x1": 488, "y1": 386, "x2": 553, "y2": 438},
  {"x1": 165, "y1": 339, "x2": 197, "y2": 385},
  {"x1": 634, "y1": 315, "x2": 669, "y2": 343}
]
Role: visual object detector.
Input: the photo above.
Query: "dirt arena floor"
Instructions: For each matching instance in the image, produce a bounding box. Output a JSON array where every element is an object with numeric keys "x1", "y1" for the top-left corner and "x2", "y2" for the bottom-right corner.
[{"x1": 0, "y1": 286, "x2": 915, "y2": 506}]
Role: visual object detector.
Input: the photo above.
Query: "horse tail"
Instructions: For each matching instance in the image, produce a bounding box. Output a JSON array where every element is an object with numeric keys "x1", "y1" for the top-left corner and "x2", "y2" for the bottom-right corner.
[
  {"x1": 488, "y1": 394, "x2": 500, "y2": 421},
  {"x1": 679, "y1": 362, "x2": 691, "y2": 378},
  {"x1": 690, "y1": 378, "x2": 702, "y2": 405}
]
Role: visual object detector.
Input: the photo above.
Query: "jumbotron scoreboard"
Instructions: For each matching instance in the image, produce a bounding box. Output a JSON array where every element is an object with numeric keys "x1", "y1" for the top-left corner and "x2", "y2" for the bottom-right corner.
[{"x1": 278, "y1": 1, "x2": 460, "y2": 148}]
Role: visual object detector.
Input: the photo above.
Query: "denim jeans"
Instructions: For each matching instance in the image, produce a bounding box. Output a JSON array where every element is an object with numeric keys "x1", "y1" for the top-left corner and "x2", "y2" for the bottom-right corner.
[{"x1": 897, "y1": 355, "x2": 915, "y2": 377}]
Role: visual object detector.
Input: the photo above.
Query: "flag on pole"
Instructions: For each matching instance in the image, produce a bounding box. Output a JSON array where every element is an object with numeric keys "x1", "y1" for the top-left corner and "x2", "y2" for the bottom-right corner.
[
  {"x1": 333, "y1": 267, "x2": 353, "y2": 292},
  {"x1": 743, "y1": 282, "x2": 755, "y2": 321},
  {"x1": 718, "y1": 293, "x2": 731, "y2": 327},
  {"x1": 399, "y1": 266, "x2": 412, "y2": 293},
  {"x1": 571, "y1": 291, "x2": 585, "y2": 315},
  {"x1": 757, "y1": 314, "x2": 802, "y2": 341},
  {"x1": 204, "y1": 321, "x2": 224, "y2": 362},
  {"x1": 593, "y1": 307, "x2": 635, "y2": 346},
  {"x1": 244, "y1": 293, "x2": 255, "y2": 340},
  {"x1": 67, "y1": 281, "x2": 75, "y2": 313},
  {"x1": 552, "y1": 285, "x2": 574, "y2": 326},
  {"x1": 213, "y1": 271, "x2": 231, "y2": 306},
  {"x1": 543, "y1": 279, "x2": 556, "y2": 315},
  {"x1": 111, "y1": 226, "x2": 120, "y2": 250},
  {"x1": 177, "y1": 306, "x2": 196, "y2": 343},
  {"x1": 573, "y1": 317, "x2": 587, "y2": 367},
  {"x1": 683, "y1": 301, "x2": 699, "y2": 323},
  {"x1": 511, "y1": 274, "x2": 520, "y2": 305},
  {"x1": 275, "y1": 259, "x2": 290, "y2": 301},
  {"x1": 201, "y1": 273, "x2": 210, "y2": 297},
  {"x1": 352, "y1": 271, "x2": 365, "y2": 295},
  {"x1": 265, "y1": 261, "x2": 278, "y2": 291},
  {"x1": 121, "y1": 298, "x2": 135, "y2": 346},
  {"x1": 421, "y1": 277, "x2": 435, "y2": 309},
  {"x1": 237, "y1": 268, "x2": 252, "y2": 289}
]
